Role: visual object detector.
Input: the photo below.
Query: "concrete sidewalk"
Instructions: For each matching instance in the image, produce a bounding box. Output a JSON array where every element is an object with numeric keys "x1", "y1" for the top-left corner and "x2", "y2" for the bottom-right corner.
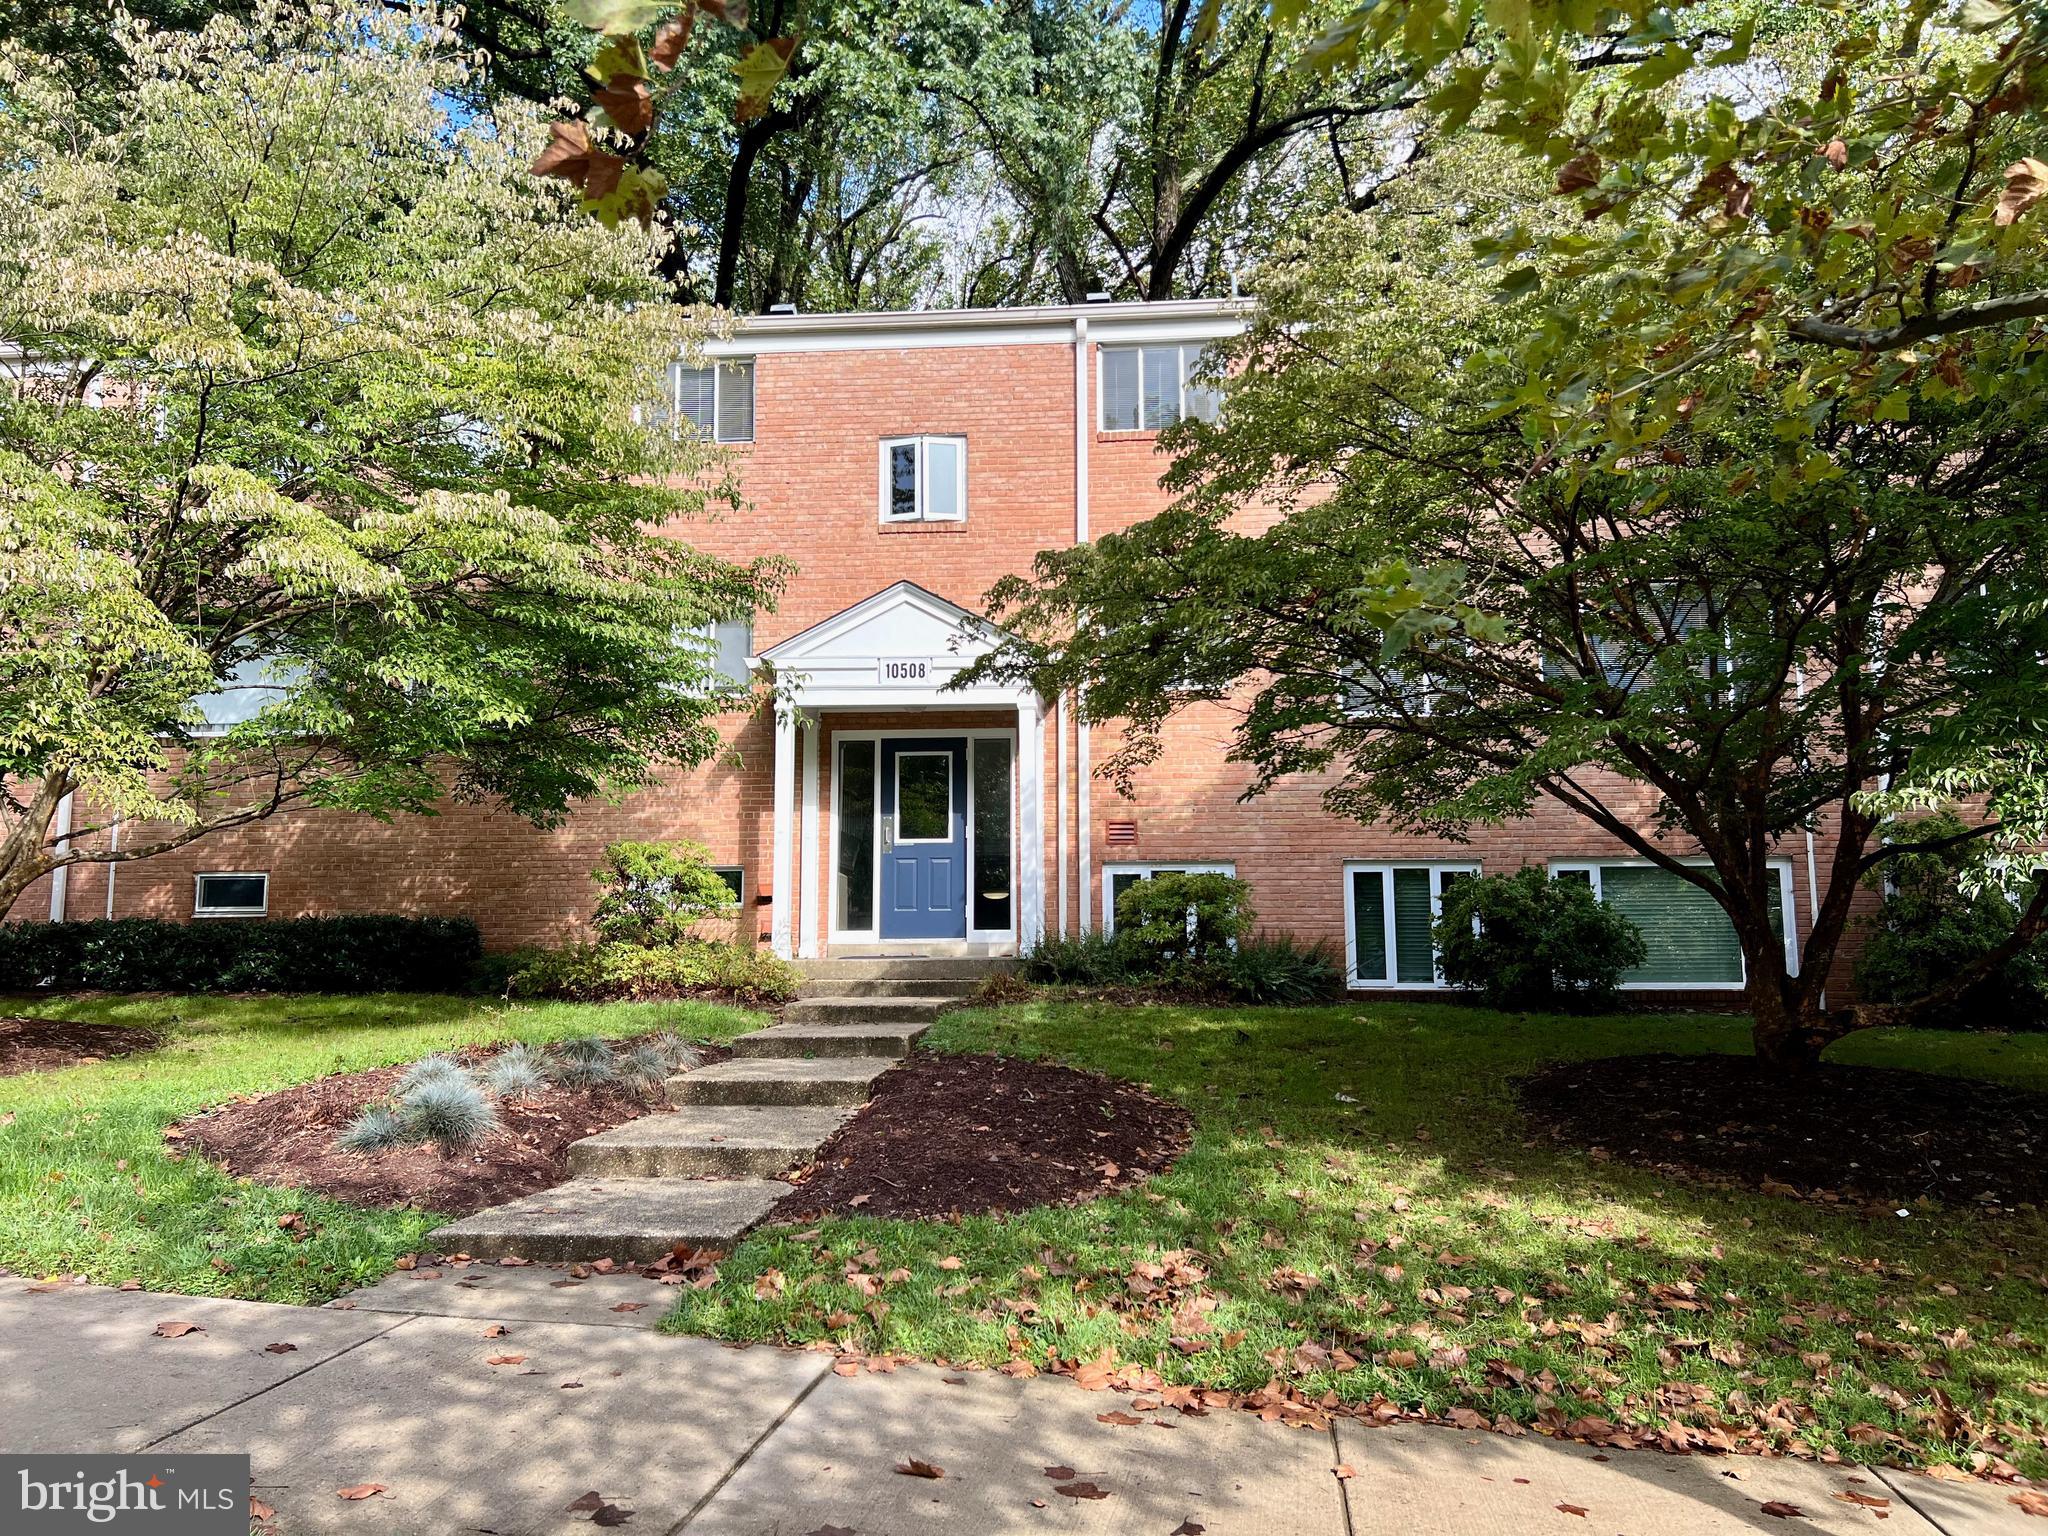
[{"x1": 0, "y1": 1270, "x2": 2035, "y2": 1536}]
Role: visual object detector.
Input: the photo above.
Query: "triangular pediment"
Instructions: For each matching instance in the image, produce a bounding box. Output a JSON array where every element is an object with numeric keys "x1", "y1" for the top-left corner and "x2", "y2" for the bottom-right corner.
[{"x1": 759, "y1": 582, "x2": 1030, "y2": 706}]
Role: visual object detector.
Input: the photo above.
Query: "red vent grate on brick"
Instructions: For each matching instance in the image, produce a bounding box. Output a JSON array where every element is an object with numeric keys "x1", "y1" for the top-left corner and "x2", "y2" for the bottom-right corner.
[{"x1": 1105, "y1": 821, "x2": 1137, "y2": 845}]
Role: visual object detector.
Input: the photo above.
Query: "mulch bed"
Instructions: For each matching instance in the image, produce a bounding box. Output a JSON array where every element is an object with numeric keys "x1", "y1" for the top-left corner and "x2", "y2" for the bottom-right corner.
[
  {"x1": 772, "y1": 1052, "x2": 1192, "y2": 1222},
  {"x1": 174, "y1": 1042, "x2": 726, "y2": 1217},
  {"x1": 0, "y1": 1016, "x2": 159, "y2": 1075},
  {"x1": 1519, "y1": 1052, "x2": 2048, "y2": 1208}
]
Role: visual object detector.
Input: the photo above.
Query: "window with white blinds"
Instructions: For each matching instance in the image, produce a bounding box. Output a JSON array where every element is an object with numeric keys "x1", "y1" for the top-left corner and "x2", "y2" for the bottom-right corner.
[
  {"x1": 1550, "y1": 861, "x2": 1794, "y2": 987},
  {"x1": 1102, "y1": 862, "x2": 1235, "y2": 935},
  {"x1": 1099, "y1": 345, "x2": 1222, "y2": 431},
  {"x1": 1344, "y1": 863, "x2": 1478, "y2": 987},
  {"x1": 665, "y1": 359, "x2": 755, "y2": 442}
]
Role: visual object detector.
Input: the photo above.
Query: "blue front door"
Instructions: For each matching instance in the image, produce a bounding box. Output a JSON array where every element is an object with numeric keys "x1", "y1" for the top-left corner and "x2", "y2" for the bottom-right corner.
[{"x1": 880, "y1": 738, "x2": 967, "y2": 940}]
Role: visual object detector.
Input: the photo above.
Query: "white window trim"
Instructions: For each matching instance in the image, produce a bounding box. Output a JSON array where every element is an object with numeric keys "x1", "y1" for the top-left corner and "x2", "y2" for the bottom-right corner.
[
  {"x1": 710, "y1": 865, "x2": 745, "y2": 909},
  {"x1": 829, "y1": 731, "x2": 1018, "y2": 946},
  {"x1": 877, "y1": 435, "x2": 968, "y2": 524},
  {"x1": 890, "y1": 750, "x2": 955, "y2": 845},
  {"x1": 1100, "y1": 861, "x2": 1237, "y2": 937},
  {"x1": 193, "y1": 871, "x2": 269, "y2": 918},
  {"x1": 1342, "y1": 860, "x2": 1480, "y2": 989},
  {"x1": 667, "y1": 358, "x2": 755, "y2": 444},
  {"x1": 1096, "y1": 344, "x2": 1216, "y2": 432},
  {"x1": 1546, "y1": 856, "x2": 1799, "y2": 989}
]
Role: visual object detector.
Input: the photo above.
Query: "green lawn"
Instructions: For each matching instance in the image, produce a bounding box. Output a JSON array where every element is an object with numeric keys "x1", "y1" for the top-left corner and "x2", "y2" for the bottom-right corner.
[
  {"x1": 664, "y1": 999, "x2": 2048, "y2": 1475},
  {"x1": 0, "y1": 991, "x2": 764, "y2": 1302}
]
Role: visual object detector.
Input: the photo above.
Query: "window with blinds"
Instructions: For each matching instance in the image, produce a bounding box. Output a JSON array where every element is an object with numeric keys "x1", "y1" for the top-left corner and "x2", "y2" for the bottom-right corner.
[
  {"x1": 1553, "y1": 862, "x2": 1790, "y2": 986},
  {"x1": 1099, "y1": 345, "x2": 1223, "y2": 431},
  {"x1": 1102, "y1": 862, "x2": 1236, "y2": 935},
  {"x1": 666, "y1": 359, "x2": 755, "y2": 442},
  {"x1": 1346, "y1": 863, "x2": 1477, "y2": 986}
]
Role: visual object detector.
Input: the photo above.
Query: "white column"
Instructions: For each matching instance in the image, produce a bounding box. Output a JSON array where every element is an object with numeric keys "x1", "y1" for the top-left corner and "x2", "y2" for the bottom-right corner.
[
  {"x1": 799, "y1": 712, "x2": 822, "y2": 959},
  {"x1": 47, "y1": 792, "x2": 74, "y2": 922},
  {"x1": 770, "y1": 708, "x2": 796, "y2": 959},
  {"x1": 1018, "y1": 694, "x2": 1045, "y2": 949},
  {"x1": 1055, "y1": 693, "x2": 1069, "y2": 937}
]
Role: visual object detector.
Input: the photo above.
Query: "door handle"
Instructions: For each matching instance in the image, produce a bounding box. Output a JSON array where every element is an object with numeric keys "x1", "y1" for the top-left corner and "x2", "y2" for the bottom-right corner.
[{"x1": 882, "y1": 815, "x2": 895, "y2": 851}]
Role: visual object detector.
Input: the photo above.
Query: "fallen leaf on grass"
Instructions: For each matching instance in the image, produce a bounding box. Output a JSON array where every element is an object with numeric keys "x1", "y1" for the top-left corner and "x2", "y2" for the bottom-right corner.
[
  {"x1": 894, "y1": 1459, "x2": 944, "y2": 1479},
  {"x1": 336, "y1": 1484, "x2": 385, "y2": 1500},
  {"x1": 1760, "y1": 1503, "x2": 1806, "y2": 1519},
  {"x1": 2010, "y1": 1491, "x2": 2048, "y2": 1518},
  {"x1": 1053, "y1": 1480, "x2": 1111, "y2": 1500},
  {"x1": 152, "y1": 1320, "x2": 202, "y2": 1338},
  {"x1": 935, "y1": 1256, "x2": 963, "y2": 1270}
]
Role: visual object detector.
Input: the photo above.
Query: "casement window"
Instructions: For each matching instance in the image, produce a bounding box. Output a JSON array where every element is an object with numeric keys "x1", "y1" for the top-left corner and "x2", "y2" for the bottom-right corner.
[
  {"x1": 1099, "y1": 344, "x2": 1222, "y2": 431},
  {"x1": 193, "y1": 872, "x2": 268, "y2": 918},
  {"x1": 1102, "y1": 861, "x2": 1236, "y2": 936},
  {"x1": 668, "y1": 359, "x2": 755, "y2": 443},
  {"x1": 675, "y1": 615, "x2": 752, "y2": 691},
  {"x1": 1344, "y1": 862, "x2": 1479, "y2": 987},
  {"x1": 879, "y1": 436, "x2": 967, "y2": 524},
  {"x1": 1550, "y1": 859, "x2": 1796, "y2": 988}
]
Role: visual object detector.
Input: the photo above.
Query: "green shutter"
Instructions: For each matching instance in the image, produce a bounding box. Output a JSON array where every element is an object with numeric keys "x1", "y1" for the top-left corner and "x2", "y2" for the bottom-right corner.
[
  {"x1": 1600, "y1": 866, "x2": 1744, "y2": 984},
  {"x1": 1351, "y1": 870, "x2": 1387, "y2": 982},
  {"x1": 1393, "y1": 868, "x2": 1435, "y2": 983}
]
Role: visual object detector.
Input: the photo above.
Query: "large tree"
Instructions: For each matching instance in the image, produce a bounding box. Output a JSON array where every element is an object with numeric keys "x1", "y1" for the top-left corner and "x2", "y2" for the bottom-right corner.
[
  {"x1": 967, "y1": 124, "x2": 2048, "y2": 1072},
  {"x1": 0, "y1": 2, "x2": 784, "y2": 917}
]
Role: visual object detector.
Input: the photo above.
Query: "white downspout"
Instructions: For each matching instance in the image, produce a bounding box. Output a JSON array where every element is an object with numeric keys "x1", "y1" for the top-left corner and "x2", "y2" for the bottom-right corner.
[
  {"x1": 1056, "y1": 694, "x2": 1069, "y2": 937},
  {"x1": 105, "y1": 817, "x2": 121, "y2": 919},
  {"x1": 1073, "y1": 315, "x2": 1094, "y2": 933},
  {"x1": 47, "y1": 792, "x2": 74, "y2": 922}
]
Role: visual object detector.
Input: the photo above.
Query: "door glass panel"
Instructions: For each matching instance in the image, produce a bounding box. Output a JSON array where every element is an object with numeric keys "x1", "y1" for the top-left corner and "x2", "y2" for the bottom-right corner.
[
  {"x1": 836, "y1": 740, "x2": 875, "y2": 931},
  {"x1": 972, "y1": 739, "x2": 1012, "y2": 930},
  {"x1": 896, "y1": 753, "x2": 951, "y2": 840}
]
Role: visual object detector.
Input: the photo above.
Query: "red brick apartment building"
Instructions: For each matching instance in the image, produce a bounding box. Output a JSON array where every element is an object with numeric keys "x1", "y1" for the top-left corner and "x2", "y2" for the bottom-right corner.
[{"x1": 16, "y1": 298, "x2": 1851, "y2": 996}]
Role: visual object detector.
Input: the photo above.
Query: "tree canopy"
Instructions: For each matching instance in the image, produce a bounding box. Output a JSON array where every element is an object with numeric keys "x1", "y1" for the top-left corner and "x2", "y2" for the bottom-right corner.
[{"x1": 0, "y1": 3, "x2": 784, "y2": 915}]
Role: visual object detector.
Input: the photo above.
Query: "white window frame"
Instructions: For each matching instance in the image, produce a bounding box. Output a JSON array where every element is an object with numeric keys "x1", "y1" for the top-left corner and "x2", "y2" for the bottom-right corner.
[
  {"x1": 890, "y1": 750, "x2": 955, "y2": 845},
  {"x1": 1546, "y1": 856, "x2": 1799, "y2": 990},
  {"x1": 710, "y1": 865, "x2": 746, "y2": 909},
  {"x1": 1100, "y1": 861, "x2": 1237, "y2": 937},
  {"x1": 1342, "y1": 861, "x2": 1479, "y2": 989},
  {"x1": 1097, "y1": 344, "x2": 1221, "y2": 432},
  {"x1": 193, "y1": 871, "x2": 269, "y2": 918},
  {"x1": 877, "y1": 435, "x2": 968, "y2": 524},
  {"x1": 668, "y1": 358, "x2": 755, "y2": 444}
]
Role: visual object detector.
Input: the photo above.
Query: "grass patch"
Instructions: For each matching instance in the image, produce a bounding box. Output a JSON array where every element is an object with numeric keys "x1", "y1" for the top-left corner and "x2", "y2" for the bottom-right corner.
[
  {"x1": 664, "y1": 999, "x2": 2048, "y2": 1474},
  {"x1": 0, "y1": 991, "x2": 763, "y2": 1302}
]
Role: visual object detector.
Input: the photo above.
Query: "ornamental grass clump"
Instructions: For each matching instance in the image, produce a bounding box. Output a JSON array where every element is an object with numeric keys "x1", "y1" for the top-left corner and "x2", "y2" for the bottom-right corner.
[
  {"x1": 397, "y1": 1054, "x2": 470, "y2": 1096},
  {"x1": 648, "y1": 1030, "x2": 703, "y2": 1071},
  {"x1": 336, "y1": 1103, "x2": 410, "y2": 1155},
  {"x1": 397, "y1": 1076, "x2": 499, "y2": 1154},
  {"x1": 617, "y1": 1041, "x2": 673, "y2": 1093},
  {"x1": 480, "y1": 1044, "x2": 547, "y2": 1100},
  {"x1": 547, "y1": 1035, "x2": 620, "y2": 1088}
]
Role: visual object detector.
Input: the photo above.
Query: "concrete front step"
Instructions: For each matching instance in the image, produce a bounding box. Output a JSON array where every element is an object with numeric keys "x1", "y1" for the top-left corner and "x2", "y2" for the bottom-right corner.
[
  {"x1": 428, "y1": 1176, "x2": 786, "y2": 1263},
  {"x1": 783, "y1": 995, "x2": 947, "y2": 1026},
  {"x1": 568, "y1": 1107, "x2": 855, "y2": 1178},
  {"x1": 794, "y1": 977, "x2": 977, "y2": 999},
  {"x1": 668, "y1": 1055, "x2": 898, "y2": 1107},
  {"x1": 731, "y1": 1021, "x2": 928, "y2": 1060},
  {"x1": 798, "y1": 957, "x2": 1014, "y2": 981}
]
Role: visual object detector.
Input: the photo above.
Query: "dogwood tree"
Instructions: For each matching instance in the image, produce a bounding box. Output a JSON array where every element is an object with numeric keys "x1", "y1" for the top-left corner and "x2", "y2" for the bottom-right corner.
[{"x1": 0, "y1": 2, "x2": 784, "y2": 918}]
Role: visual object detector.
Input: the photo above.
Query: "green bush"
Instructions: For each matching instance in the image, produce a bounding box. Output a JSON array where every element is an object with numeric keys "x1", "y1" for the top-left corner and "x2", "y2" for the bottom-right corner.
[
  {"x1": 1856, "y1": 815, "x2": 2048, "y2": 1030},
  {"x1": 1433, "y1": 867, "x2": 1647, "y2": 1011},
  {"x1": 1113, "y1": 871, "x2": 1253, "y2": 967},
  {"x1": 1019, "y1": 930, "x2": 1150, "y2": 986},
  {"x1": 1221, "y1": 931, "x2": 1344, "y2": 1005},
  {"x1": 507, "y1": 938, "x2": 799, "y2": 1004},
  {"x1": 0, "y1": 914, "x2": 482, "y2": 993},
  {"x1": 590, "y1": 839, "x2": 740, "y2": 947}
]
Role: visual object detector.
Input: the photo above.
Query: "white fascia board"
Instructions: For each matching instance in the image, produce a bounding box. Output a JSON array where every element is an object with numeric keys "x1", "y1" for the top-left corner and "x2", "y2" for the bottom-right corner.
[{"x1": 703, "y1": 299, "x2": 1248, "y2": 357}]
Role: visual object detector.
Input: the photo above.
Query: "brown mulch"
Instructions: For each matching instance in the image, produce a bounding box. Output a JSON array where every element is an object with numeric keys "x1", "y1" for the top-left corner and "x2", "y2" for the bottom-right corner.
[
  {"x1": 1518, "y1": 1052, "x2": 2048, "y2": 1208},
  {"x1": 772, "y1": 1052, "x2": 1192, "y2": 1222},
  {"x1": 0, "y1": 1015, "x2": 159, "y2": 1075},
  {"x1": 175, "y1": 1042, "x2": 726, "y2": 1217}
]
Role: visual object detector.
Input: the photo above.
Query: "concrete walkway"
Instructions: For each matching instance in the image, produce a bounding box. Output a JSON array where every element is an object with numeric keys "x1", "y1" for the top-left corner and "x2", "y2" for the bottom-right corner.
[{"x1": 2, "y1": 1270, "x2": 2035, "y2": 1536}]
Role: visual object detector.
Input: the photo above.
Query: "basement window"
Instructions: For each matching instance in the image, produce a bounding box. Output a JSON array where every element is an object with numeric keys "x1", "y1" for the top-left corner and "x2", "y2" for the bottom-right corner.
[{"x1": 194, "y1": 872, "x2": 268, "y2": 918}]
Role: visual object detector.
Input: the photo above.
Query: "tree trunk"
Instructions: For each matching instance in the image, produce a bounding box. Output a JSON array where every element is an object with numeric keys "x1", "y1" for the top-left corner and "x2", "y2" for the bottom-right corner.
[
  {"x1": 0, "y1": 771, "x2": 67, "y2": 922},
  {"x1": 1747, "y1": 980, "x2": 1833, "y2": 1072}
]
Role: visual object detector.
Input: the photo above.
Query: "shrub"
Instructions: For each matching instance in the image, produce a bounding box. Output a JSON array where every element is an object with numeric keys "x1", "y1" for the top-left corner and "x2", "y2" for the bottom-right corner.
[
  {"x1": 336, "y1": 1104, "x2": 411, "y2": 1154},
  {"x1": 1856, "y1": 814, "x2": 2048, "y2": 1031},
  {"x1": 1114, "y1": 872, "x2": 1253, "y2": 967},
  {"x1": 1019, "y1": 930, "x2": 1149, "y2": 986},
  {"x1": 397, "y1": 1076, "x2": 499, "y2": 1153},
  {"x1": 1433, "y1": 867, "x2": 1647, "y2": 1011},
  {"x1": 480, "y1": 1045, "x2": 546, "y2": 1100},
  {"x1": 1222, "y1": 932, "x2": 1344, "y2": 1005},
  {"x1": 590, "y1": 840, "x2": 740, "y2": 947},
  {"x1": 507, "y1": 938, "x2": 799, "y2": 1004},
  {"x1": 0, "y1": 915, "x2": 481, "y2": 993}
]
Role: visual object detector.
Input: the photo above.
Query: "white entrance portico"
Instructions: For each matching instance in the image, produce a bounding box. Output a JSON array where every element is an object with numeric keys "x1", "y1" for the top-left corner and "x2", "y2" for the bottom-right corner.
[{"x1": 756, "y1": 582, "x2": 1045, "y2": 959}]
